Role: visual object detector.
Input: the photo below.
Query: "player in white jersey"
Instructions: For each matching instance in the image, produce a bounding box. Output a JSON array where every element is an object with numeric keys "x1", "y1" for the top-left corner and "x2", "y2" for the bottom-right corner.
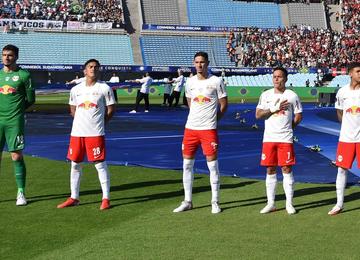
[
  {"x1": 169, "y1": 69, "x2": 185, "y2": 107},
  {"x1": 129, "y1": 72, "x2": 153, "y2": 113},
  {"x1": 256, "y1": 67, "x2": 303, "y2": 215},
  {"x1": 57, "y1": 59, "x2": 116, "y2": 210},
  {"x1": 162, "y1": 77, "x2": 172, "y2": 106},
  {"x1": 328, "y1": 62, "x2": 360, "y2": 216},
  {"x1": 173, "y1": 52, "x2": 228, "y2": 214}
]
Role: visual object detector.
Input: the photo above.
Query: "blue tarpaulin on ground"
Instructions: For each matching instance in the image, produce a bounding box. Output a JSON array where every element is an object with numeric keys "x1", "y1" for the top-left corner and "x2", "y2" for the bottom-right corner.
[{"x1": 23, "y1": 104, "x2": 360, "y2": 184}]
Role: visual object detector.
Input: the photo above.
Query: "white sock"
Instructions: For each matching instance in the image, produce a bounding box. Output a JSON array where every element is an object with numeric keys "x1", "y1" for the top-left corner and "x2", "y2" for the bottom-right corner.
[
  {"x1": 70, "y1": 161, "x2": 82, "y2": 200},
  {"x1": 207, "y1": 160, "x2": 220, "y2": 202},
  {"x1": 95, "y1": 161, "x2": 110, "y2": 199},
  {"x1": 183, "y1": 159, "x2": 195, "y2": 202},
  {"x1": 282, "y1": 172, "x2": 295, "y2": 206},
  {"x1": 266, "y1": 174, "x2": 277, "y2": 206},
  {"x1": 336, "y1": 167, "x2": 347, "y2": 208}
]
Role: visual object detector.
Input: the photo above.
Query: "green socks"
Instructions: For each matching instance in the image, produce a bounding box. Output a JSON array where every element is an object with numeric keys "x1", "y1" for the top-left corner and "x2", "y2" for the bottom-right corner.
[{"x1": 13, "y1": 159, "x2": 26, "y2": 193}]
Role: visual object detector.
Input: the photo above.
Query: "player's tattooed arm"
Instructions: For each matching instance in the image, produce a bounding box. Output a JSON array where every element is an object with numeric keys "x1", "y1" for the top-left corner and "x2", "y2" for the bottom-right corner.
[
  {"x1": 292, "y1": 112, "x2": 303, "y2": 129},
  {"x1": 255, "y1": 108, "x2": 272, "y2": 120},
  {"x1": 256, "y1": 99, "x2": 288, "y2": 120},
  {"x1": 336, "y1": 109, "x2": 343, "y2": 123}
]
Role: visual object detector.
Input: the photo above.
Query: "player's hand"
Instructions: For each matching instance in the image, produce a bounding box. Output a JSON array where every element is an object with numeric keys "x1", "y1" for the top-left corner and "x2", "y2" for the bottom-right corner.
[
  {"x1": 269, "y1": 99, "x2": 281, "y2": 113},
  {"x1": 279, "y1": 99, "x2": 289, "y2": 111}
]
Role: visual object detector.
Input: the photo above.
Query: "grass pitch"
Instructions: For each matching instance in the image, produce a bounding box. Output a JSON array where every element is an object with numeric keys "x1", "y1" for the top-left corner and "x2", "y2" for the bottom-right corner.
[{"x1": 1, "y1": 155, "x2": 360, "y2": 259}]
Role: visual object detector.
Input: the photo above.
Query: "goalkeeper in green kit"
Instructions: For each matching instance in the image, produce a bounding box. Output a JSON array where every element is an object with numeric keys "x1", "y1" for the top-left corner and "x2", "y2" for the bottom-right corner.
[{"x1": 0, "y1": 45, "x2": 35, "y2": 206}]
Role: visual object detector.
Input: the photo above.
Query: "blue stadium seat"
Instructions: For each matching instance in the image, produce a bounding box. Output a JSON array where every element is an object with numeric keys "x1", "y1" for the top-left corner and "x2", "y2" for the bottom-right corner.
[
  {"x1": 0, "y1": 32, "x2": 134, "y2": 65},
  {"x1": 329, "y1": 75, "x2": 350, "y2": 87},
  {"x1": 140, "y1": 36, "x2": 233, "y2": 67},
  {"x1": 187, "y1": 0, "x2": 283, "y2": 28}
]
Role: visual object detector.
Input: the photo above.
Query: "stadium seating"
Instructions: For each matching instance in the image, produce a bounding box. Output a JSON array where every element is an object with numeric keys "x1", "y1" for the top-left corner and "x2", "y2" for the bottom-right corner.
[
  {"x1": 225, "y1": 73, "x2": 318, "y2": 87},
  {"x1": 187, "y1": 0, "x2": 283, "y2": 28},
  {"x1": 328, "y1": 75, "x2": 350, "y2": 87},
  {"x1": 286, "y1": 73, "x2": 318, "y2": 87},
  {"x1": 287, "y1": 3, "x2": 327, "y2": 29},
  {"x1": 0, "y1": 32, "x2": 134, "y2": 65},
  {"x1": 141, "y1": 0, "x2": 181, "y2": 25},
  {"x1": 140, "y1": 36, "x2": 233, "y2": 67}
]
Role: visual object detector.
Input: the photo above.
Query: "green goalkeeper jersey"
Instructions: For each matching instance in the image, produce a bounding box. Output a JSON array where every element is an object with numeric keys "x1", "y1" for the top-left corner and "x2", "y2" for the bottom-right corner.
[{"x1": 0, "y1": 68, "x2": 35, "y2": 122}]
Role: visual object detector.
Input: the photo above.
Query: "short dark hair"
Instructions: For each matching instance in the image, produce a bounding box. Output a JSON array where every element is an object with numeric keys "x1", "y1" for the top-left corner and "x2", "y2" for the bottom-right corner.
[
  {"x1": 273, "y1": 67, "x2": 288, "y2": 78},
  {"x1": 348, "y1": 62, "x2": 360, "y2": 72},
  {"x1": 84, "y1": 59, "x2": 100, "y2": 68},
  {"x1": 2, "y1": 44, "x2": 19, "y2": 57},
  {"x1": 194, "y1": 51, "x2": 209, "y2": 61}
]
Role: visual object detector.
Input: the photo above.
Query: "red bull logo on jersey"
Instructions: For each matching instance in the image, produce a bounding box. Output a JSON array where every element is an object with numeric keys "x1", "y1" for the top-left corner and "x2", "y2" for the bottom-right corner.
[
  {"x1": 272, "y1": 110, "x2": 286, "y2": 117},
  {"x1": 193, "y1": 95, "x2": 211, "y2": 105},
  {"x1": 78, "y1": 101, "x2": 98, "y2": 110},
  {"x1": 345, "y1": 106, "x2": 360, "y2": 115},
  {"x1": 0, "y1": 85, "x2": 17, "y2": 95}
]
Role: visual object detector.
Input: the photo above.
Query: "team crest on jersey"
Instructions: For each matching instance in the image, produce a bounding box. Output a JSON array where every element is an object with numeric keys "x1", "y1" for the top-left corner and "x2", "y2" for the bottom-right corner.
[
  {"x1": 193, "y1": 95, "x2": 211, "y2": 104},
  {"x1": 12, "y1": 75, "x2": 19, "y2": 82},
  {"x1": 0, "y1": 85, "x2": 17, "y2": 95},
  {"x1": 5, "y1": 76, "x2": 10, "y2": 81},
  {"x1": 345, "y1": 106, "x2": 360, "y2": 115},
  {"x1": 77, "y1": 100, "x2": 98, "y2": 110},
  {"x1": 261, "y1": 153, "x2": 266, "y2": 160},
  {"x1": 337, "y1": 155, "x2": 343, "y2": 162}
]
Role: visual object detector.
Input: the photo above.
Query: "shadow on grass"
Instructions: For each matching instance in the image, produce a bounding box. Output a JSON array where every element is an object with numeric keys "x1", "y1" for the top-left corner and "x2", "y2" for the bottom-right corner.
[
  {"x1": 329, "y1": 191, "x2": 360, "y2": 215},
  {"x1": 221, "y1": 185, "x2": 338, "y2": 212},
  {"x1": 0, "y1": 178, "x2": 195, "y2": 204},
  {"x1": 80, "y1": 180, "x2": 259, "y2": 208}
]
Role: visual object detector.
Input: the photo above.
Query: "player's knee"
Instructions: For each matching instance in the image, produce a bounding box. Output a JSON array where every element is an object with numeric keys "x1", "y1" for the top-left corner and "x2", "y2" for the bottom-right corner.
[
  {"x1": 95, "y1": 161, "x2": 108, "y2": 170},
  {"x1": 183, "y1": 158, "x2": 195, "y2": 171},
  {"x1": 281, "y1": 166, "x2": 292, "y2": 174},
  {"x1": 266, "y1": 167, "x2": 277, "y2": 175},
  {"x1": 71, "y1": 161, "x2": 82, "y2": 171},
  {"x1": 11, "y1": 152, "x2": 23, "y2": 161}
]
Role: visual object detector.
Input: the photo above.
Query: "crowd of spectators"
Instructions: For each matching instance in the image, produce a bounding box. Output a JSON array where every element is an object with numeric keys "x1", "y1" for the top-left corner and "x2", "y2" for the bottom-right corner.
[
  {"x1": 341, "y1": 0, "x2": 359, "y2": 34},
  {"x1": 227, "y1": 25, "x2": 359, "y2": 68},
  {"x1": 0, "y1": 0, "x2": 124, "y2": 28}
]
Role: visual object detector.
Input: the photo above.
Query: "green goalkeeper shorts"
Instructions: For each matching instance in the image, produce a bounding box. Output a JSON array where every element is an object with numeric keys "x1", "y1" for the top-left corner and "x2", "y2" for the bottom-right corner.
[{"x1": 0, "y1": 120, "x2": 25, "y2": 152}]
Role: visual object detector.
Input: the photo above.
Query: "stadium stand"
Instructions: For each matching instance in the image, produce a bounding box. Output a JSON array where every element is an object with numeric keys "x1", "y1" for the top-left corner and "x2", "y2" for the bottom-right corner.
[
  {"x1": 226, "y1": 26, "x2": 359, "y2": 69},
  {"x1": 187, "y1": 0, "x2": 283, "y2": 29},
  {"x1": 225, "y1": 73, "x2": 318, "y2": 87},
  {"x1": 287, "y1": 3, "x2": 327, "y2": 29},
  {"x1": 141, "y1": 0, "x2": 181, "y2": 25},
  {"x1": 0, "y1": 32, "x2": 134, "y2": 65},
  {"x1": 328, "y1": 75, "x2": 351, "y2": 87},
  {"x1": 0, "y1": 0, "x2": 124, "y2": 28},
  {"x1": 140, "y1": 35, "x2": 233, "y2": 67},
  {"x1": 341, "y1": 0, "x2": 360, "y2": 33}
]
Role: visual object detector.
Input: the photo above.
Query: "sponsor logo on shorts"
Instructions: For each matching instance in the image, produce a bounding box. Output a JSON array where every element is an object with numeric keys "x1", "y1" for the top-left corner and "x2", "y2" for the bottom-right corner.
[
  {"x1": 78, "y1": 101, "x2": 98, "y2": 110},
  {"x1": 0, "y1": 85, "x2": 17, "y2": 95},
  {"x1": 337, "y1": 155, "x2": 343, "y2": 162},
  {"x1": 261, "y1": 153, "x2": 266, "y2": 160},
  {"x1": 211, "y1": 142, "x2": 218, "y2": 151},
  {"x1": 345, "y1": 106, "x2": 360, "y2": 115},
  {"x1": 285, "y1": 159, "x2": 293, "y2": 164},
  {"x1": 193, "y1": 95, "x2": 211, "y2": 105}
]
